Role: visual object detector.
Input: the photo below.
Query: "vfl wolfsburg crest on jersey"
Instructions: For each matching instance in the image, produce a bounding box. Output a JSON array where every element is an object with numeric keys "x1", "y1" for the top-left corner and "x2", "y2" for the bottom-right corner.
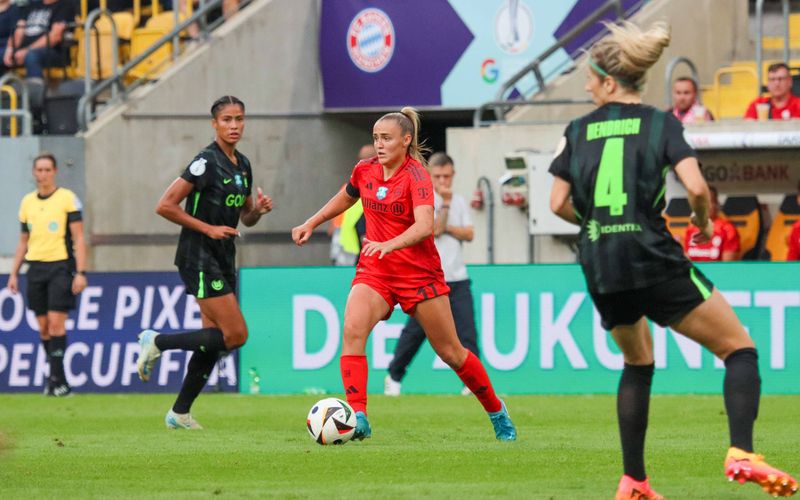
[
  {"x1": 376, "y1": 186, "x2": 388, "y2": 200},
  {"x1": 211, "y1": 279, "x2": 224, "y2": 291}
]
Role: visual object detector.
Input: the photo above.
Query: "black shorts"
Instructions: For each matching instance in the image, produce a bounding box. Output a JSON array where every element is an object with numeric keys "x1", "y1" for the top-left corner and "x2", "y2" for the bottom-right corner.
[
  {"x1": 26, "y1": 260, "x2": 76, "y2": 316},
  {"x1": 179, "y1": 268, "x2": 236, "y2": 299},
  {"x1": 590, "y1": 267, "x2": 714, "y2": 330}
]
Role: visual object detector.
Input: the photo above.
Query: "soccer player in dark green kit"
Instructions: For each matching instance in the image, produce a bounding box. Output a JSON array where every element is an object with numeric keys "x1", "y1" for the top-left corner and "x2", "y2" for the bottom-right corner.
[
  {"x1": 136, "y1": 96, "x2": 273, "y2": 429},
  {"x1": 549, "y1": 21, "x2": 797, "y2": 499}
]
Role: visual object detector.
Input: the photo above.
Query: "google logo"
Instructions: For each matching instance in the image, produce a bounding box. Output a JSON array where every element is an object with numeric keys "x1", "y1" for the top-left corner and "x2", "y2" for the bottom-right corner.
[{"x1": 481, "y1": 59, "x2": 499, "y2": 83}]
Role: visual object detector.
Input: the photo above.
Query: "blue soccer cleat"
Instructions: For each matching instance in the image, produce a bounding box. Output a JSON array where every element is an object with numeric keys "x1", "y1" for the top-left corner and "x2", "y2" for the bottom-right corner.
[
  {"x1": 165, "y1": 409, "x2": 203, "y2": 430},
  {"x1": 353, "y1": 411, "x2": 371, "y2": 441},
  {"x1": 136, "y1": 329, "x2": 162, "y2": 382},
  {"x1": 488, "y1": 399, "x2": 517, "y2": 441}
]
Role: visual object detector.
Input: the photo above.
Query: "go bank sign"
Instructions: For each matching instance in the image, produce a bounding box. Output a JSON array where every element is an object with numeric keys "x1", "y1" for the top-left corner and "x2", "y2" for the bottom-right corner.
[
  {"x1": 239, "y1": 264, "x2": 799, "y2": 395},
  {"x1": 0, "y1": 272, "x2": 238, "y2": 393}
]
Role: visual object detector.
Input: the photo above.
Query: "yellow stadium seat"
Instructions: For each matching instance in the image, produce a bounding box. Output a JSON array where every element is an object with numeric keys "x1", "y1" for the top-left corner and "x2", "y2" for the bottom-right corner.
[
  {"x1": 765, "y1": 195, "x2": 800, "y2": 261},
  {"x1": 721, "y1": 196, "x2": 763, "y2": 260},
  {"x1": 127, "y1": 27, "x2": 174, "y2": 80}
]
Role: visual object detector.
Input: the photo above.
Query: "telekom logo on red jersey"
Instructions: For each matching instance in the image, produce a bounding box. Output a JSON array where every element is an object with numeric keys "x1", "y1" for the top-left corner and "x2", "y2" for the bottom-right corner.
[{"x1": 347, "y1": 8, "x2": 395, "y2": 73}]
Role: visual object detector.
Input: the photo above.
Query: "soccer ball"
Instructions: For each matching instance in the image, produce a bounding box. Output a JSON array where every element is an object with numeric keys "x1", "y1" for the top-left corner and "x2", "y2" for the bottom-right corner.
[{"x1": 306, "y1": 398, "x2": 357, "y2": 445}]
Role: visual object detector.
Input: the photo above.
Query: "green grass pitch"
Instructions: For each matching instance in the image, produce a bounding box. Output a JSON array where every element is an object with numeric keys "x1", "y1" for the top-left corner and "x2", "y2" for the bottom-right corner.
[{"x1": 0, "y1": 394, "x2": 797, "y2": 499}]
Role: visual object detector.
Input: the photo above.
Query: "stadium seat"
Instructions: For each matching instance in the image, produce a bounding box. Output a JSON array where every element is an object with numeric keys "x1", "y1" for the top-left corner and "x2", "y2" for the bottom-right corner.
[
  {"x1": 721, "y1": 196, "x2": 763, "y2": 260},
  {"x1": 764, "y1": 194, "x2": 800, "y2": 261},
  {"x1": 127, "y1": 12, "x2": 182, "y2": 81},
  {"x1": 702, "y1": 66, "x2": 759, "y2": 118},
  {"x1": 663, "y1": 197, "x2": 692, "y2": 244}
]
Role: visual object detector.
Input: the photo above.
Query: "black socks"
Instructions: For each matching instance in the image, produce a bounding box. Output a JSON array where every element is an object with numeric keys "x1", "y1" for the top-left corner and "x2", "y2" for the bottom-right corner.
[
  {"x1": 173, "y1": 350, "x2": 219, "y2": 414},
  {"x1": 724, "y1": 348, "x2": 760, "y2": 452},
  {"x1": 155, "y1": 328, "x2": 227, "y2": 352},
  {"x1": 49, "y1": 336, "x2": 67, "y2": 386},
  {"x1": 617, "y1": 363, "x2": 655, "y2": 482}
]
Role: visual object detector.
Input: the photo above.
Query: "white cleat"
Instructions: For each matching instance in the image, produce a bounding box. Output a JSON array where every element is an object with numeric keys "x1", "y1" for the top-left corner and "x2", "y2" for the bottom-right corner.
[
  {"x1": 136, "y1": 329, "x2": 162, "y2": 382},
  {"x1": 165, "y1": 409, "x2": 203, "y2": 430},
  {"x1": 383, "y1": 375, "x2": 401, "y2": 396}
]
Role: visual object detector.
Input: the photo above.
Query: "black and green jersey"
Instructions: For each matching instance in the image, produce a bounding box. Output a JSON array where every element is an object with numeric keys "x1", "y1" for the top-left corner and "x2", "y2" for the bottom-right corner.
[
  {"x1": 549, "y1": 103, "x2": 697, "y2": 294},
  {"x1": 174, "y1": 142, "x2": 253, "y2": 274}
]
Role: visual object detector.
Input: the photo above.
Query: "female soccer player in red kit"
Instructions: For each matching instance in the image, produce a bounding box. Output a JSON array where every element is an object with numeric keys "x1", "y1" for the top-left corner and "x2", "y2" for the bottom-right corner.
[{"x1": 292, "y1": 107, "x2": 516, "y2": 441}]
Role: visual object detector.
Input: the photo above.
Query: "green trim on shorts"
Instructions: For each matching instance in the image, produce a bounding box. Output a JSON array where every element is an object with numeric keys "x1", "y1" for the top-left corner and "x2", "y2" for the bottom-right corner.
[
  {"x1": 690, "y1": 267, "x2": 711, "y2": 300},
  {"x1": 198, "y1": 271, "x2": 205, "y2": 299}
]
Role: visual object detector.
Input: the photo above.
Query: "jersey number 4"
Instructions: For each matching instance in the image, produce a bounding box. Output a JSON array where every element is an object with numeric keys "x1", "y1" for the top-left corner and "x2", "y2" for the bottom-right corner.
[{"x1": 593, "y1": 137, "x2": 628, "y2": 216}]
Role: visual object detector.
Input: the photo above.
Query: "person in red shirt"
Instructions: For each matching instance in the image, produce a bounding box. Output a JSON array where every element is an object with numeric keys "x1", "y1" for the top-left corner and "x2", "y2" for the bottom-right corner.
[
  {"x1": 684, "y1": 186, "x2": 740, "y2": 261},
  {"x1": 292, "y1": 107, "x2": 516, "y2": 442},
  {"x1": 787, "y1": 184, "x2": 800, "y2": 260},
  {"x1": 744, "y1": 62, "x2": 800, "y2": 120},
  {"x1": 669, "y1": 77, "x2": 714, "y2": 124}
]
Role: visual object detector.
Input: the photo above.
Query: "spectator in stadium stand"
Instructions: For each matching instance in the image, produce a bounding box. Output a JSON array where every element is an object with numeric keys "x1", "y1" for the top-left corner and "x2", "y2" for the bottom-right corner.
[
  {"x1": 787, "y1": 182, "x2": 800, "y2": 260},
  {"x1": 2, "y1": 0, "x2": 75, "y2": 80},
  {"x1": 136, "y1": 96, "x2": 273, "y2": 430},
  {"x1": 744, "y1": 62, "x2": 800, "y2": 120},
  {"x1": 384, "y1": 152, "x2": 480, "y2": 397},
  {"x1": 669, "y1": 76, "x2": 714, "y2": 124},
  {"x1": 684, "y1": 186, "x2": 740, "y2": 261},
  {"x1": 329, "y1": 145, "x2": 372, "y2": 266},
  {"x1": 7, "y1": 152, "x2": 88, "y2": 397},
  {"x1": 549, "y1": 21, "x2": 797, "y2": 499},
  {"x1": 292, "y1": 107, "x2": 516, "y2": 442},
  {"x1": 0, "y1": 0, "x2": 20, "y2": 75}
]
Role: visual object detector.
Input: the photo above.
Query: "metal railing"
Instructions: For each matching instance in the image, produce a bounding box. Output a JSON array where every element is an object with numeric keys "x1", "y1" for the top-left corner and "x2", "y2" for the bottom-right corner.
[
  {"x1": 82, "y1": 9, "x2": 121, "y2": 100},
  {"x1": 489, "y1": 0, "x2": 643, "y2": 122},
  {"x1": 0, "y1": 73, "x2": 33, "y2": 136},
  {"x1": 77, "y1": 0, "x2": 225, "y2": 131},
  {"x1": 664, "y1": 56, "x2": 701, "y2": 108}
]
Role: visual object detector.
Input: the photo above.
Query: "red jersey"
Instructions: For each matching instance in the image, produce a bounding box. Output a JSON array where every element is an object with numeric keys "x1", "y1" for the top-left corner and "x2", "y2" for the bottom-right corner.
[
  {"x1": 787, "y1": 220, "x2": 800, "y2": 261},
  {"x1": 744, "y1": 95, "x2": 800, "y2": 120},
  {"x1": 684, "y1": 218, "x2": 740, "y2": 261},
  {"x1": 348, "y1": 155, "x2": 444, "y2": 284}
]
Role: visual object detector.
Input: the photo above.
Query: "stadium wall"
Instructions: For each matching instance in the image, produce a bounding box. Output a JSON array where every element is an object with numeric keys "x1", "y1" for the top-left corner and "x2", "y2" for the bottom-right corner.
[
  {"x1": 83, "y1": 0, "x2": 369, "y2": 271},
  {"x1": 508, "y1": 0, "x2": 750, "y2": 124}
]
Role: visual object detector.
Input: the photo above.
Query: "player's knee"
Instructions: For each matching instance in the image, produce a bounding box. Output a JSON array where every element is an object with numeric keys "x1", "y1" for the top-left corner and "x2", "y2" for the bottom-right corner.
[
  {"x1": 437, "y1": 345, "x2": 467, "y2": 369},
  {"x1": 223, "y1": 327, "x2": 248, "y2": 350}
]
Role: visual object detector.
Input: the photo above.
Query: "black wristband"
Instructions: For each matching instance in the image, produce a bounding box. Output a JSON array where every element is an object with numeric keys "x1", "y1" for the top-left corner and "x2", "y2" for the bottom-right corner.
[{"x1": 76, "y1": 271, "x2": 86, "y2": 276}]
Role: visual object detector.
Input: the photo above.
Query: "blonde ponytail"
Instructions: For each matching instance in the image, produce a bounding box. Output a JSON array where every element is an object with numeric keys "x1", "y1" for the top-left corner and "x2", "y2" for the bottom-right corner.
[{"x1": 590, "y1": 21, "x2": 671, "y2": 91}]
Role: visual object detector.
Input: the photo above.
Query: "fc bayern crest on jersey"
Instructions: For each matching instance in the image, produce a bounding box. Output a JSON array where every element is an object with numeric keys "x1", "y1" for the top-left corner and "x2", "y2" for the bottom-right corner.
[
  {"x1": 376, "y1": 186, "x2": 388, "y2": 200},
  {"x1": 347, "y1": 8, "x2": 395, "y2": 73}
]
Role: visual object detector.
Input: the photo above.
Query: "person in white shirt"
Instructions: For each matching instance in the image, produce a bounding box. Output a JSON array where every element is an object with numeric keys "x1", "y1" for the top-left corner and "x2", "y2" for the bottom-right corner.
[{"x1": 385, "y1": 152, "x2": 479, "y2": 396}]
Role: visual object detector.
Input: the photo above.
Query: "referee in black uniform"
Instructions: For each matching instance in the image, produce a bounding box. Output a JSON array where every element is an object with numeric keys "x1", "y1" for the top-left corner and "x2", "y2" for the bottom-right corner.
[
  {"x1": 7, "y1": 152, "x2": 88, "y2": 397},
  {"x1": 549, "y1": 21, "x2": 796, "y2": 499},
  {"x1": 135, "y1": 96, "x2": 273, "y2": 429}
]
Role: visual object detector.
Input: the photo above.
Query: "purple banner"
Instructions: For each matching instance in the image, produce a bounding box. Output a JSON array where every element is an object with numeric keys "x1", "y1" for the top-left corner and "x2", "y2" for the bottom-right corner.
[
  {"x1": 0, "y1": 272, "x2": 239, "y2": 393},
  {"x1": 553, "y1": 0, "x2": 643, "y2": 58},
  {"x1": 320, "y1": 0, "x2": 473, "y2": 108}
]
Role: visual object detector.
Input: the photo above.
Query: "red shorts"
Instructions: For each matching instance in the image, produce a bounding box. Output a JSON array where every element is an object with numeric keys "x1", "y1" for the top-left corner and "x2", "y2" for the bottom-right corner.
[{"x1": 351, "y1": 274, "x2": 450, "y2": 320}]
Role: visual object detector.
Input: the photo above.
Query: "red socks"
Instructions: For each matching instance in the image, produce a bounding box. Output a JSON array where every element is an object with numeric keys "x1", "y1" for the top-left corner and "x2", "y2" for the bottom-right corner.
[
  {"x1": 340, "y1": 355, "x2": 368, "y2": 414},
  {"x1": 456, "y1": 351, "x2": 502, "y2": 413}
]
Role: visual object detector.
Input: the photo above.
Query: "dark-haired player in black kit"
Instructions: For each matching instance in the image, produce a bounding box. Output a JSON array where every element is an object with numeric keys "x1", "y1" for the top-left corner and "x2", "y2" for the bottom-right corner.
[
  {"x1": 549, "y1": 21, "x2": 797, "y2": 500},
  {"x1": 136, "y1": 96, "x2": 273, "y2": 429}
]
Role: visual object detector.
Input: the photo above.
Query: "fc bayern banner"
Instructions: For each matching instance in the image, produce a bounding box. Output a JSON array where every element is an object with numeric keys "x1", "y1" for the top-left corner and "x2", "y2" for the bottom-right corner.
[
  {"x1": 319, "y1": 0, "x2": 642, "y2": 109},
  {"x1": 239, "y1": 264, "x2": 800, "y2": 395},
  {"x1": 0, "y1": 272, "x2": 238, "y2": 393}
]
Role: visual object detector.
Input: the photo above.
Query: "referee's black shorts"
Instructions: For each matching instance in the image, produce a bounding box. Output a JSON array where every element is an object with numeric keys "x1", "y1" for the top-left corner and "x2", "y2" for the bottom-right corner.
[
  {"x1": 26, "y1": 260, "x2": 76, "y2": 316},
  {"x1": 179, "y1": 268, "x2": 237, "y2": 299},
  {"x1": 590, "y1": 266, "x2": 714, "y2": 331}
]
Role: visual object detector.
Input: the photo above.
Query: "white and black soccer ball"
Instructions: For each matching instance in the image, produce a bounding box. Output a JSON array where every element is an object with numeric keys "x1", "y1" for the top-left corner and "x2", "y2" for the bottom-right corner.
[{"x1": 306, "y1": 398, "x2": 356, "y2": 445}]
